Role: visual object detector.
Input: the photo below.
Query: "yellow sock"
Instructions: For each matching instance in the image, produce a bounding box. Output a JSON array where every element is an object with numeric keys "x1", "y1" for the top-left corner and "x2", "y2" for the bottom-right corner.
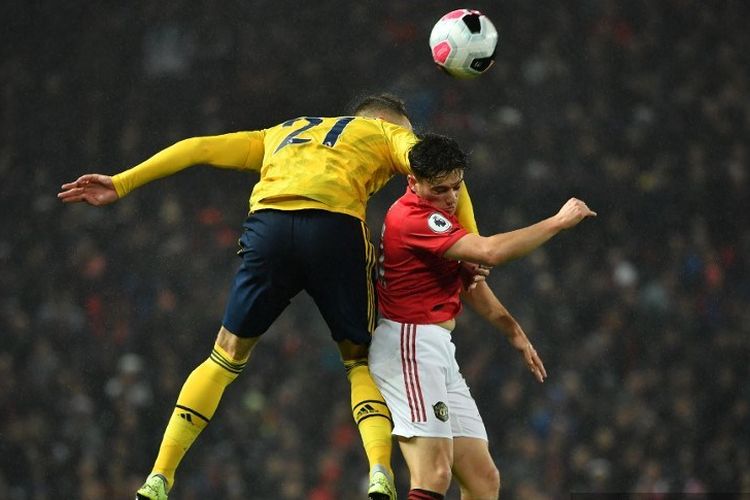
[
  {"x1": 151, "y1": 344, "x2": 248, "y2": 488},
  {"x1": 345, "y1": 359, "x2": 393, "y2": 475}
]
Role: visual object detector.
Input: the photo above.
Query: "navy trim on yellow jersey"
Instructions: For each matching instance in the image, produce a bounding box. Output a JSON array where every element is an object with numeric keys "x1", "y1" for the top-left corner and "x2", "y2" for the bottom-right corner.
[{"x1": 360, "y1": 220, "x2": 377, "y2": 333}]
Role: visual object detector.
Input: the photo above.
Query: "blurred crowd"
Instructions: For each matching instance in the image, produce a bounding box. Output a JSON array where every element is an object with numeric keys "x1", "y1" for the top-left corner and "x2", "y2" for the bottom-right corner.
[{"x1": 1, "y1": 0, "x2": 748, "y2": 498}]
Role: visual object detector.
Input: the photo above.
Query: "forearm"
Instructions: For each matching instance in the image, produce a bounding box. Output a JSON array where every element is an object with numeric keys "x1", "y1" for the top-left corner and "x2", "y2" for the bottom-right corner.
[
  {"x1": 463, "y1": 281, "x2": 545, "y2": 382},
  {"x1": 462, "y1": 282, "x2": 529, "y2": 348},
  {"x1": 446, "y1": 198, "x2": 593, "y2": 266},
  {"x1": 485, "y1": 216, "x2": 561, "y2": 265},
  {"x1": 445, "y1": 215, "x2": 562, "y2": 268}
]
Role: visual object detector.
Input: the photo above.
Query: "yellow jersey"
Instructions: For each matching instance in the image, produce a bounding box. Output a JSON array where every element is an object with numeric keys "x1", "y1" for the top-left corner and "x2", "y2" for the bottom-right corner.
[{"x1": 112, "y1": 116, "x2": 478, "y2": 232}]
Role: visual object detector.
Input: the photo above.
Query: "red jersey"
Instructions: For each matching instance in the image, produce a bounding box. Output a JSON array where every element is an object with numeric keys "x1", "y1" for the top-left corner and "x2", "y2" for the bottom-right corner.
[{"x1": 377, "y1": 187, "x2": 469, "y2": 324}]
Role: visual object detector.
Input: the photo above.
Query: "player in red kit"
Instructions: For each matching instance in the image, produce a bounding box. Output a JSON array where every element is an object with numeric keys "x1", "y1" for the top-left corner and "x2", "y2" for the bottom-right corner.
[{"x1": 369, "y1": 134, "x2": 596, "y2": 499}]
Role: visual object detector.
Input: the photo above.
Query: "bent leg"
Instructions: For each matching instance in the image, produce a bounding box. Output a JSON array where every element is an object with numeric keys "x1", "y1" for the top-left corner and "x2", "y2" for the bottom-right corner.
[
  {"x1": 452, "y1": 437, "x2": 500, "y2": 500},
  {"x1": 150, "y1": 326, "x2": 258, "y2": 489},
  {"x1": 398, "y1": 435, "x2": 453, "y2": 494}
]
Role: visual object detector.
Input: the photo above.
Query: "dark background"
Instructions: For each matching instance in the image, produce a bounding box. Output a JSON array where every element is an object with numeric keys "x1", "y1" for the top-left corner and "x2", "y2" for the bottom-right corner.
[{"x1": 1, "y1": 1, "x2": 748, "y2": 498}]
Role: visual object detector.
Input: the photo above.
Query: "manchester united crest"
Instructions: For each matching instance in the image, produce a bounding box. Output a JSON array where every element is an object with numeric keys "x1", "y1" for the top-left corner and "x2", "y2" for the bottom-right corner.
[{"x1": 433, "y1": 401, "x2": 449, "y2": 422}]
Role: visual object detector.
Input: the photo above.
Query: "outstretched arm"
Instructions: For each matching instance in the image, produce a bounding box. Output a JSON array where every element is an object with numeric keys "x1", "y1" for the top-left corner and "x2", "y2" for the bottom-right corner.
[
  {"x1": 445, "y1": 197, "x2": 596, "y2": 267},
  {"x1": 58, "y1": 132, "x2": 264, "y2": 204},
  {"x1": 461, "y1": 281, "x2": 547, "y2": 382}
]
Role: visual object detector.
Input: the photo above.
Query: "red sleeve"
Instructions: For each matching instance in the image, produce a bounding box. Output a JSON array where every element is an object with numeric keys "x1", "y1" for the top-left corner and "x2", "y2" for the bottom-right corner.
[{"x1": 399, "y1": 210, "x2": 468, "y2": 257}]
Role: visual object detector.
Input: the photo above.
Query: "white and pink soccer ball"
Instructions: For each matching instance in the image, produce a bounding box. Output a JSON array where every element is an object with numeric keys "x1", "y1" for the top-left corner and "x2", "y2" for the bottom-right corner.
[{"x1": 429, "y1": 9, "x2": 498, "y2": 79}]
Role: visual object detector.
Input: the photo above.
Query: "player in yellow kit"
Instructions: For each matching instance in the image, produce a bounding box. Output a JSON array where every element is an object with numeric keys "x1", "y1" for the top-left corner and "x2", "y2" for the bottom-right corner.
[{"x1": 58, "y1": 94, "x2": 480, "y2": 500}]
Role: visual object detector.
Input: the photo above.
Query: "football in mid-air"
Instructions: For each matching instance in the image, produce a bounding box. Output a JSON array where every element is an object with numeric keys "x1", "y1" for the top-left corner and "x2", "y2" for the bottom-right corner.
[{"x1": 429, "y1": 9, "x2": 498, "y2": 79}]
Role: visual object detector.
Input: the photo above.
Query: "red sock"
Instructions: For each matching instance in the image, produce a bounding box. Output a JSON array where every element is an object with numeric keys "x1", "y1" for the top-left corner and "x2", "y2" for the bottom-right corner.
[{"x1": 407, "y1": 489, "x2": 445, "y2": 500}]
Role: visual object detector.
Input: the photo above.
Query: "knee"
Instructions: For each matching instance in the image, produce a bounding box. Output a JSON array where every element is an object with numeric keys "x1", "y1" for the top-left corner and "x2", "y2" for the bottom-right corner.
[
  {"x1": 437, "y1": 463, "x2": 453, "y2": 488},
  {"x1": 462, "y1": 464, "x2": 500, "y2": 498},
  {"x1": 217, "y1": 326, "x2": 256, "y2": 361},
  {"x1": 413, "y1": 462, "x2": 452, "y2": 493},
  {"x1": 482, "y1": 464, "x2": 501, "y2": 496},
  {"x1": 338, "y1": 339, "x2": 369, "y2": 361},
  {"x1": 431, "y1": 464, "x2": 453, "y2": 492},
  {"x1": 492, "y1": 466, "x2": 501, "y2": 494}
]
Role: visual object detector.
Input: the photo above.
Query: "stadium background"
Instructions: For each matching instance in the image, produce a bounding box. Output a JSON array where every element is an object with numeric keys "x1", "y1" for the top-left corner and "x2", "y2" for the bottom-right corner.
[{"x1": 1, "y1": 0, "x2": 748, "y2": 498}]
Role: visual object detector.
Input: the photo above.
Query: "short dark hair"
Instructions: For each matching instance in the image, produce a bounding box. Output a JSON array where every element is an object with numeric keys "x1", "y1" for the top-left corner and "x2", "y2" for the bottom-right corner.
[
  {"x1": 408, "y1": 133, "x2": 469, "y2": 184},
  {"x1": 351, "y1": 93, "x2": 409, "y2": 119}
]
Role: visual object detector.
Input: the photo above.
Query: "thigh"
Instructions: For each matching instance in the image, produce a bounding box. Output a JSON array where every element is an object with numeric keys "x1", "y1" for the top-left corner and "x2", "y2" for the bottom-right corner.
[
  {"x1": 298, "y1": 211, "x2": 377, "y2": 345},
  {"x1": 446, "y1": 349, "x2": 488, "y2": 440},
  {"x1": 369, "y1": 320, "x2": 453, "y2": 439},
  {"x1": 222, "y1": 211, "x2": 303, "y2": 338}
]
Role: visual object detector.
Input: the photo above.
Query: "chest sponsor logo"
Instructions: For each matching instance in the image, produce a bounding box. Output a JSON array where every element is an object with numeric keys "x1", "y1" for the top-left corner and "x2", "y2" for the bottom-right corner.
[{"x1": 428, "y1": 212, "x2": 452, "y2": 233}]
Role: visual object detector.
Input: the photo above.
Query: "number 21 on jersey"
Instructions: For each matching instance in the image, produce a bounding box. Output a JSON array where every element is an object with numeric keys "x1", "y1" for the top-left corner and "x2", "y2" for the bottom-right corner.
[{"x1": 274, "y1": 117, "x2": 354, "y2": 154}]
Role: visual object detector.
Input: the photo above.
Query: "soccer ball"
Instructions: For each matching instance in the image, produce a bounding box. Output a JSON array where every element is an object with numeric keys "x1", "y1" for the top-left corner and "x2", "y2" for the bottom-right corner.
[{"x1": 429, "y1": 9, "x2": 498, "y2": 79}]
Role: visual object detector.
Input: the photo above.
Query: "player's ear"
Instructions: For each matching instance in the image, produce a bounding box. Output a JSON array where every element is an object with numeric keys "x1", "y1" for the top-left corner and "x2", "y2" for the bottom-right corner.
[{"x1": 407, "y1": 175, "x2": 417, "y2": 191}]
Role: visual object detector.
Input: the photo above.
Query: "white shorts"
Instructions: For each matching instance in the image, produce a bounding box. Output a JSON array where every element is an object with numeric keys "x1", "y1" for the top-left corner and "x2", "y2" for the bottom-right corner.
[{"x1": 369, "y1": 318, "x2": 487, "y2": 440}]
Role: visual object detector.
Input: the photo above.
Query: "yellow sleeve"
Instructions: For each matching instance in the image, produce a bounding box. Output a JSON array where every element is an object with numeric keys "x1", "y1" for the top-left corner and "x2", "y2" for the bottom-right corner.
[
  {"x1": 383, "y1": 123, "x2": 418, "y2": 175},
  {"x1": 457, "y1": 182, "x2": 479, "y2": 234},
  {"x1": 112, "y1": 131, "x2": 265, "y2": 198}
]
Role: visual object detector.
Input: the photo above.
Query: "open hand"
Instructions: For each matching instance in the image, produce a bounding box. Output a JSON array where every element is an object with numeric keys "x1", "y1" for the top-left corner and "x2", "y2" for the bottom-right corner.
[{"x1": 58, "y1": 174, "x2": 118, "y2": 206}]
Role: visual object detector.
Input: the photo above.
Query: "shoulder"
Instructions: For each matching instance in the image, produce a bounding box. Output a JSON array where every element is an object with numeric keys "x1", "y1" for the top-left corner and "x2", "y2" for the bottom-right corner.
[
  {"x1": 381, "y1": 120, "x2": 417, "y2": 144},
  {"x1": 388, "y1": 198, "x2": 452, "y2": 235},
  {"x1": 349, "y1": 117, "x2": 416, "y2": 142}
]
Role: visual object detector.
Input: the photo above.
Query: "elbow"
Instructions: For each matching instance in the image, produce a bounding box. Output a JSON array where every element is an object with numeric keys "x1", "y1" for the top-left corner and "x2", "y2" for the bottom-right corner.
[
  {"x1": 177, "y1": 136, "x2": 203, "y2": 148},
  {"x1": 185, "y1": 135, "x2": 207, "y2": 152},
  {"x1": 176, "y1": 136, "x2": 211, "y2": 163}
]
